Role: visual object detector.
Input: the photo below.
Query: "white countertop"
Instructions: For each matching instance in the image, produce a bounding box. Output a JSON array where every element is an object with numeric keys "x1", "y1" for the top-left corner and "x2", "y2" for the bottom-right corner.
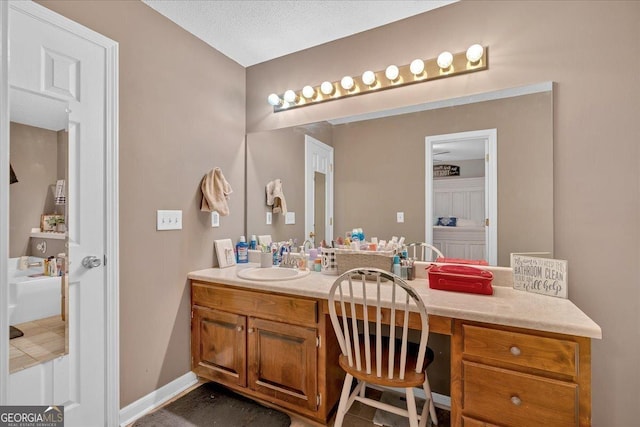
[{"x1": 188, "y1": 263, "x2": 602, "y2": 339}]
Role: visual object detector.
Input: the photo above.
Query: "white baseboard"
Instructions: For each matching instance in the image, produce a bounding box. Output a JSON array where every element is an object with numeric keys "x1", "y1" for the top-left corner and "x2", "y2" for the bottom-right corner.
[
  {"x1": 119, "y1": 371, "x2": 198, "y2": 427},
  {"x1": 369, "y1": 384, "x2": 451, "y2": 410}
]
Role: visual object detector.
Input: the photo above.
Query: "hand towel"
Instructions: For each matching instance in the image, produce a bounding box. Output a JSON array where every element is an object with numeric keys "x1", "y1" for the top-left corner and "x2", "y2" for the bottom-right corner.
[
  {"x1": 266, "y1": 179, "x2": 287, "y2": 214},
  {"x1": 201, "y1": 167, "x2": 233, "y2": 216}
]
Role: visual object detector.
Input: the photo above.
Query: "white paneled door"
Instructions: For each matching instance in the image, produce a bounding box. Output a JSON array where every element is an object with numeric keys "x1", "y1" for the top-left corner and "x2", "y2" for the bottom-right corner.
[{"x1": 3, "y1": 2, "x2": 118, "y2": 426}]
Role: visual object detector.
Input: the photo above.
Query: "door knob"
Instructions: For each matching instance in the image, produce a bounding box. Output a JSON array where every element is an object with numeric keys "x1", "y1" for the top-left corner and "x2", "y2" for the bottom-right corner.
[
  {"x1": 82, "y1": 256, "x2": 102, "y2": 269},
  {"x1": 309, "y1": 231, "x2": 315, "y2": 239}
]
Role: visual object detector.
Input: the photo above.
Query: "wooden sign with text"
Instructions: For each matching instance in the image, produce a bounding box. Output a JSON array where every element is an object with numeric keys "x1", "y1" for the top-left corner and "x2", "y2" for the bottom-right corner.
[
  {"x1": 433, "y1": 164, "x2": 460, "y2": 177},
  {"x1": 511, "y1": 254, "x2": 568, "y2": 299}
]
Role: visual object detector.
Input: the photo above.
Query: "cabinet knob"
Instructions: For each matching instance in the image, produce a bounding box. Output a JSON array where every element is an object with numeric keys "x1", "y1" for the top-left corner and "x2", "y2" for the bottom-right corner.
[
  {"x1": 510, "y1": 346, "x2": 521, "y2": 356},
  {"x1": 236, "y1": 325, "x2": 244, "y2": 332},
  {"x1": 510, "y1": 395, "x2": 522, "y2": 406}
]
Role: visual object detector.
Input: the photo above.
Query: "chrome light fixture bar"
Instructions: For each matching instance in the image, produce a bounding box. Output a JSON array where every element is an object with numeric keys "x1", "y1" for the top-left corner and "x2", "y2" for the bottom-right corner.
[{"x1": 267, "y1": 45, "x2": 488, "y2": 112}]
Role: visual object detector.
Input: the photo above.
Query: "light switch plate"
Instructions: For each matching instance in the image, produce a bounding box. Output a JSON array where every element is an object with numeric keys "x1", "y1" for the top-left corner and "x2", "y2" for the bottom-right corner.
[
  {"x1": 285, "y1": 211, "x2": 295, "y2": 225},
  {"x1": 157, "y1": 210, "x2": 182, "y2": 230},
  {"x1": 266, "y1": 212, "x2": 272, "y2": 225},
  {"x1": 397, "y1": 212, "x2": 404, "y2": 223},
  {"x1": 211, "y1": 211, "x2": 220, "y2": 227}
]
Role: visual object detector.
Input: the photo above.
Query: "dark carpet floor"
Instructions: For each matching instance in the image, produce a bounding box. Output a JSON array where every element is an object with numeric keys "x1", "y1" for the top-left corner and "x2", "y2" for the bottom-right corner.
[{"x1": 132, "y1": 382, "x2": 291, "y2": 427}]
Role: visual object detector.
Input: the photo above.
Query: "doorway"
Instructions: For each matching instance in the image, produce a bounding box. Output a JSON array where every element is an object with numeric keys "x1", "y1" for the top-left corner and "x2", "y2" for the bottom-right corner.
[
  {"x1": 305, "y1": 136, "x2": 333, "y2": 247},
  {"x1": 425, "y1": 129, "x2": 497, "y2": 265}
]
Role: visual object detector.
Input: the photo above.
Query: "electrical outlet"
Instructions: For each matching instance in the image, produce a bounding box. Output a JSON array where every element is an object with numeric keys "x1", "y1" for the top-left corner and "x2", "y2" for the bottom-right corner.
[
  {"x1": 285, "y1": 212, "x2": 295, "y2": 225},
  {"x1": 157, "y1": 210, "x2": 182, "y2": 230},
  {"x1": 266, "y1": 212, "x2": 272, "y2": 225},
  {"x1": 211, "y1": 211, "x2": 220, "y2": 227},
  {"x1": 397, "y1": 212, "x2": 404, "y2": 223}
]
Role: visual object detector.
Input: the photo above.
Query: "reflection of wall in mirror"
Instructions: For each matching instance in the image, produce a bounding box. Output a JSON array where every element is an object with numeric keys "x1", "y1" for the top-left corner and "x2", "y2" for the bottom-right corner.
[
  {"x1": 333, "y1": 91, "x2": 553, "y2": 266},
  {"x1": 246, "y1": 124, "x2": 333, "y2": 245},
  {"x1": 9, "y1": 122, "x2": 68, "y2": 258}
]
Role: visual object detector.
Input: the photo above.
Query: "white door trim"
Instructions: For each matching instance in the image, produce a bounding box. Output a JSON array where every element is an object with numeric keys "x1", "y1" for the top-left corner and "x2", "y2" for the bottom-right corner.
[
  {"x1": 425, "y1": 129, "x2": 497, "y2": 265},
  {"x1": 305, "y1": 136, "x2": 334, "y2": 245},
  {"x1": 0, "y1": 2, "x2": 119, "y2": 425},
  {"x1": 0, "y1": 1, "x2": 10, "y2": 405}
]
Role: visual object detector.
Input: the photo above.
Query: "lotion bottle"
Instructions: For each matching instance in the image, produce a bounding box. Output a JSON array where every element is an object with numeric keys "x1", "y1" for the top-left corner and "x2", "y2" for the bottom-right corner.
[{"x1": 393, "y1": 255, "x2": 401, "y2": 277}]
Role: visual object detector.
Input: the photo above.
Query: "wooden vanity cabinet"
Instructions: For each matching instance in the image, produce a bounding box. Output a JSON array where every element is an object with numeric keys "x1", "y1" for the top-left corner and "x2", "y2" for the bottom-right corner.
[
  {"x1": 454, "y1": 321, "x2": 591, "y2": 427},
  {"x1": 191, "y1": 281, "x2": 343, "y2": 422}
]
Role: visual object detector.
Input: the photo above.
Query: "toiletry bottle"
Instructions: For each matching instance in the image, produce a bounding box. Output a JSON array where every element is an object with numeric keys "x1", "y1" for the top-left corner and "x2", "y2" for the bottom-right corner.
[
  {"x1": 393, "y1": 255, "x2": 401, "y2": 277},
  {"x1": 236, "y1": 236, "x2": 249, "y2": 263},
  {"x1": 249, "y1": 235, "x2": 257, "y2": 250}
]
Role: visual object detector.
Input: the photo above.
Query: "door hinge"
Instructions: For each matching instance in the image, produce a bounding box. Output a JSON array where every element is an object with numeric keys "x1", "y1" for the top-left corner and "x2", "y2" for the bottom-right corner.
[
  {"x1": 485, "y1": 218, "x2": 489, "y2": 226},
  {"x1": 329, "y1": 217, "x2": 333, "y2": 226},
  {"x1": 103, "y1": 255, "x2": 107, "y2": 266},
  {"x1": 329, "y1": 163, "x2": 333, "y2": 173},
  {"x1": 316, "y1": 336, "x2": 321, "y2": 348},
  {"x1": 191, "y1": 310, "x2": 194, "y2": 319},
  {"x1": 317, "y1": 393, "x2": 322, "y2": 407},
  {"x1": 485, "y1": 153, "x2": 489, "y2": 162}
]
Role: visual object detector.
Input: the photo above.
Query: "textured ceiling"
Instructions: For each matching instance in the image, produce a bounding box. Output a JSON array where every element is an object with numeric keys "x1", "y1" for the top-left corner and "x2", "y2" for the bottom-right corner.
[{"x1": 142, "y1": 0, "x2": 457, "y2": 67}]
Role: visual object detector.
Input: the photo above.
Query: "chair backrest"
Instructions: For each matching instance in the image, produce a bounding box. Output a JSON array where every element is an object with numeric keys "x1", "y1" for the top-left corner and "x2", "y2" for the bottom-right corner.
[
  {"x1": 328, "y1": 268, "x2": 430, "y2": 380},
  {"x1": 408, "y1": 242, "x2": 444, "y2": 262}
]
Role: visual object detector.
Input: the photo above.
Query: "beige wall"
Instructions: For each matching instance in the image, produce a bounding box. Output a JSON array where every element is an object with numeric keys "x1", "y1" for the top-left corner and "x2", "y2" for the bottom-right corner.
[
  {"x1": 9, "y1": 122, "x2": 60, "y2": 257},
  {"x1": 246, "y1": 1, "x2": 640, "y2": 425},
  {"x1": 38, "y1": 0, "x2": 246, "y2": 407}
]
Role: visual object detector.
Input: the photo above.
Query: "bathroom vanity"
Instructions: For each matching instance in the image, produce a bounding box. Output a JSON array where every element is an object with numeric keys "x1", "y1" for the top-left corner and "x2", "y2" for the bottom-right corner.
[{"x1": 188, "y1": 264, "x2": 601, "y2": 426}]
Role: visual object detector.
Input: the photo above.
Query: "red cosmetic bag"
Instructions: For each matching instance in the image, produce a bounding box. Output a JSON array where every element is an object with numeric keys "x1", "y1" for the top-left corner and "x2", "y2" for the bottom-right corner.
[{"x1": 427, "y1": 264, "x2": 493, "y2": 295}]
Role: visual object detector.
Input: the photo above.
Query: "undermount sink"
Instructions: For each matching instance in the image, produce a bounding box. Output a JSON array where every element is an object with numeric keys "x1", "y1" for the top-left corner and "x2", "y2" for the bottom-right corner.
[{"x1": 236, "y1": 266, "x2": 311, "y2": 281}]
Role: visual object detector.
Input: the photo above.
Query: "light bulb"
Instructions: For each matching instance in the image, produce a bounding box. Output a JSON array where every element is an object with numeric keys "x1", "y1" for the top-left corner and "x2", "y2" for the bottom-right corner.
[
  {"x1": 302, "y1": 85, "x2": 315, "y2": 99},
  {"x1": 362, "y1": 70, "x2": 376, "y2": 86},
  {"x1": 340, "y1": 76, "x2": 354, "y2": 91},
  {"x1": 267, "y1": 93, "x2": 281, "y2": 106},
  {"x1": 437, "y1": 51, "x2": 453, "y2": 69},
  {"x1": 320, "y1": 81, "x2": 334, "y2": 95},
  {"x1": 385, "y1": 65, "x2": 399, "y2": 81},
  {"x1": 283, "y1": 89, "x2": 297, "y2": 104},
  {"x1": 466, "y1": 44, "x2": 484, "y2": 63},
  {"x1": 410, "y1": 59, "x2": 425, "y2": 76}
]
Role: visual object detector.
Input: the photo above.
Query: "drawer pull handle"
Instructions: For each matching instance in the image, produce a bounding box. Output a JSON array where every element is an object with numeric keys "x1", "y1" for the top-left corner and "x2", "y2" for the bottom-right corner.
[
  {"x1": 237, "y1": 325, "x2": 244, "y2": 332},
  {"x1": 511, "y1": 396, "x2": 522, "y2": 406},
  {"x1": 510, "y1": 346, "x2": 521, "y2": 356}
]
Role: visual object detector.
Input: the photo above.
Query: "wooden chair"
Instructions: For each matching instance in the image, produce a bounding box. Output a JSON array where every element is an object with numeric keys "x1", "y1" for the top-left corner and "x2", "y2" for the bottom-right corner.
[
  {"x1": 328, "y1": 268, "x2": 438, "y2": 427},
  {"x1": 408, "y1": 242, "x2": 444, "y2": 262}
]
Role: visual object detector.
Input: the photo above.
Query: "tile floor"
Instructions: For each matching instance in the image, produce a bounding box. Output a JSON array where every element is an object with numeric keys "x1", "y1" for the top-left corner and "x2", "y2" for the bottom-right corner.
[{"x1": 9, "y1": 315, "x2": 67, "y2": 373}]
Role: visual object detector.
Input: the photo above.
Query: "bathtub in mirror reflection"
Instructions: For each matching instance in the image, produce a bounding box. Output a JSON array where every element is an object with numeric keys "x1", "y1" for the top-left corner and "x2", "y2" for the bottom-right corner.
[
  {"x1": 8, "y1": 87, "x2": 69, "y2": 372},
  {"x1": 246, "y1": 83, "x2": 554, "y2": 266}
]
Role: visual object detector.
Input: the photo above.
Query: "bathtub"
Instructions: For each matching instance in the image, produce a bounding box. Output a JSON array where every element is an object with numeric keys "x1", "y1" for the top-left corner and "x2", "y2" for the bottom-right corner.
[{"x1": 8, "y1": 257, "x2": 62, "y2": 325}]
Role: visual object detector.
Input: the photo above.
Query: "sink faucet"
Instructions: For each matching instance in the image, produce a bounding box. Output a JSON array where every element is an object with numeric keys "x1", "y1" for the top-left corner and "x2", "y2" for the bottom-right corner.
[{"x1": 302, "y1": 239, "x2": 314, "y2": 252}]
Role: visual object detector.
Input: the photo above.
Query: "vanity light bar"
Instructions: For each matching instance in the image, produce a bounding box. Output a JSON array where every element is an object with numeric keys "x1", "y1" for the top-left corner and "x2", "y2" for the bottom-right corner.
[{"x1": 268, "y1": 45, "x2": 488, "y2": 112}]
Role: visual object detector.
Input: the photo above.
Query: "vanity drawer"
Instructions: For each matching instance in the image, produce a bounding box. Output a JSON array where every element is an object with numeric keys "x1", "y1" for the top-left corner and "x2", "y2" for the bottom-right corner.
[
  {"x1": 463, "y1": 361, "x2": 578, "y2": 427},
  {"x1": 463, "y1": 324, "x2": 577, "y2": 376},
  {"x1": 192, "y1": 282, "x2": 318, "y2": 327}
]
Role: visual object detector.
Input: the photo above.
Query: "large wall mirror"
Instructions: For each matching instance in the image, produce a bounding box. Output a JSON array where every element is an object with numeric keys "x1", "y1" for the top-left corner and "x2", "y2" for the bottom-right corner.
[
  {"x1": 246, "y1": 83, "x2": 553, "y2": 267},
  {"x1": 8, "y1": 86, "x2": 69, "y2": 372}
]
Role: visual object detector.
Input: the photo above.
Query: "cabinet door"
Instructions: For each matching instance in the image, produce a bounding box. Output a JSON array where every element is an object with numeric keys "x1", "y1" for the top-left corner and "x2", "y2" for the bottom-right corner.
[
  {"x1": 248, "y1": 317, "x2": 318, "y2": 411},
  {"x1": 192, "y1": 306, "x2": 247, "y2": 387}
]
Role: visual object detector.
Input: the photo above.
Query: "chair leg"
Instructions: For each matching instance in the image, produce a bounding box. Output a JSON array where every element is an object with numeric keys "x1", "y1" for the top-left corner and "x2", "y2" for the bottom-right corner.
[
  {"x1": 406, "y1": 387, "x2": 419, "y2": 427},
  {"x1": 359, "y1": 381, "x2": 367, "y2": 398},
  {"x1": 333, "y1": 373, "x2": 354, "y2": 427},
  {"x1": 423, "y1": 379, "x2": 438, "y2": 426}
]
